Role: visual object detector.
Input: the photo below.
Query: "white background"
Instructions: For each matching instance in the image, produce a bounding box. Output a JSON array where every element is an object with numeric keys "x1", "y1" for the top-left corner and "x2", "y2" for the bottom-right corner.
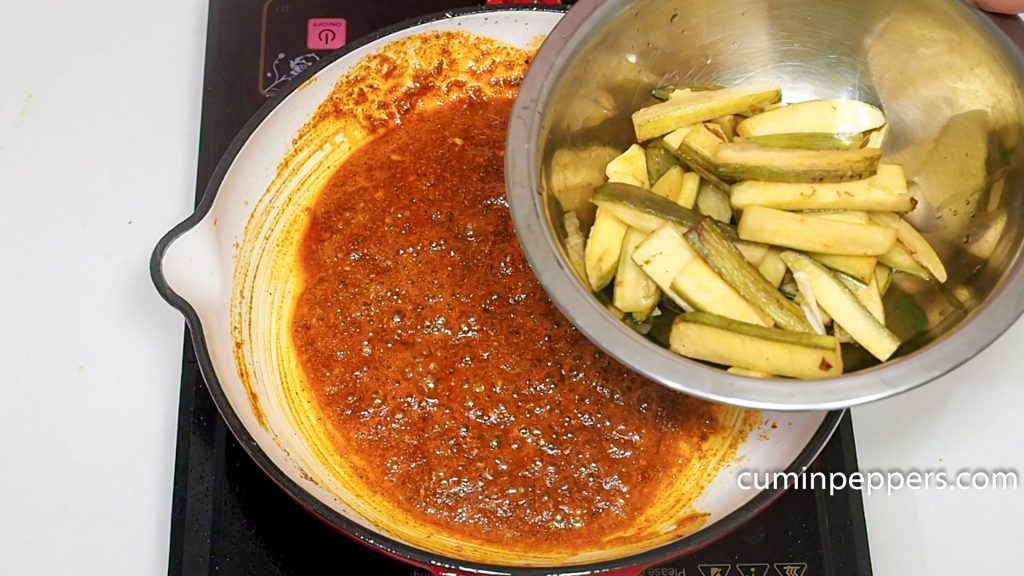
[{"x1": 0, "y1": 1, "x2": 1021, "y2": 574}]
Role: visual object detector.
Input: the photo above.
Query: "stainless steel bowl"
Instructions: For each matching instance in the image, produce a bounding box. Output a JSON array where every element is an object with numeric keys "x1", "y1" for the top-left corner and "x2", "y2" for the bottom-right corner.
[{"x1": 507, "y1": 0, "x2": 1024, "y2": 410}]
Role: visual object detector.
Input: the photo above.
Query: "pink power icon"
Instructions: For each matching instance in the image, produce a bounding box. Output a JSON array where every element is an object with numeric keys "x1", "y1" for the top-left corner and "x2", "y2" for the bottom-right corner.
[{"x1": 307, "y1": 18, "x2": 347, "y2": 50}]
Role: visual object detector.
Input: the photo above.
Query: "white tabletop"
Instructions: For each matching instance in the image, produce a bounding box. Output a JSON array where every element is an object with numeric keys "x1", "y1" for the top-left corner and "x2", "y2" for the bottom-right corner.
[{"x1": 1, "y1": 2, "x2": 1020, "y2": 575}]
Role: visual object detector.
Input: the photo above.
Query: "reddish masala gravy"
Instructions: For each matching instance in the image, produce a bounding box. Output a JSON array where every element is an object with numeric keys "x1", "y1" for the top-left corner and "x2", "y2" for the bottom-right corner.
[{"x1": 291, "y1": 97, "x2": 729, "y2": 550}]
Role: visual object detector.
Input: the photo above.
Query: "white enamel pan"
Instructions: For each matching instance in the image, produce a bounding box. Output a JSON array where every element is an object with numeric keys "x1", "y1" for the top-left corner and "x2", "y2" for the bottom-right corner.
[{"x1": 151, "y1": 6, "x2": 840, "y2": 575}]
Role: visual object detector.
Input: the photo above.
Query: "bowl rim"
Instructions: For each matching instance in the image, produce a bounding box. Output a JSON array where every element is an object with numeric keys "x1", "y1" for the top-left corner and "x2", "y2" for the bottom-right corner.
[
  {"x1": 150, "y1": 4, "x2": 844, "y2": 574},
  {"x1": 506, "y1": 0, "x2": 1024, "y2": 412}
]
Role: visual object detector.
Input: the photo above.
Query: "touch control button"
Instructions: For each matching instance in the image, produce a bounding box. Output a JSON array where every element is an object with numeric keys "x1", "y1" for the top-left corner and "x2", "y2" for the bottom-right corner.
[{"x1": 307, "y1": 18, "x2": 347, "y2": 50}]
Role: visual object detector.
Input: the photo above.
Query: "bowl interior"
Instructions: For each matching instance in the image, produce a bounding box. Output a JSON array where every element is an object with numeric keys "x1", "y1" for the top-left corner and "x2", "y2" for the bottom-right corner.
[{"x1": 510, "y1": 0, "x2": 1024, "y2": 409}]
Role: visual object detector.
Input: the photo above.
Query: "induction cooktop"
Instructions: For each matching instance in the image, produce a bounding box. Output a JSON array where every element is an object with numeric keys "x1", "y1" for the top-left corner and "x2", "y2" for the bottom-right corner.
[{"x1": 168, "y1": 1, "x2": 873, "y2": 574}]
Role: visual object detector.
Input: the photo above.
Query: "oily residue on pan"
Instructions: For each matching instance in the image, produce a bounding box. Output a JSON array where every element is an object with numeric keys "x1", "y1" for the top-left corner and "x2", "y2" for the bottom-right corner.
[
  {"x1": 304, "y1": 30, "x2": 531, "y2": 137},
  {"x1": 234, "y1": 30, "x2": 760, "y2": 566}
]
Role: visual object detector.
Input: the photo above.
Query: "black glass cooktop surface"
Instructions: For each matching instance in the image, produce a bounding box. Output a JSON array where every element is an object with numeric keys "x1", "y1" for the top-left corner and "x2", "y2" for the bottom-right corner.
[{"x1": 168, "y1": 1, "x2": 873, "y2": 574}]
